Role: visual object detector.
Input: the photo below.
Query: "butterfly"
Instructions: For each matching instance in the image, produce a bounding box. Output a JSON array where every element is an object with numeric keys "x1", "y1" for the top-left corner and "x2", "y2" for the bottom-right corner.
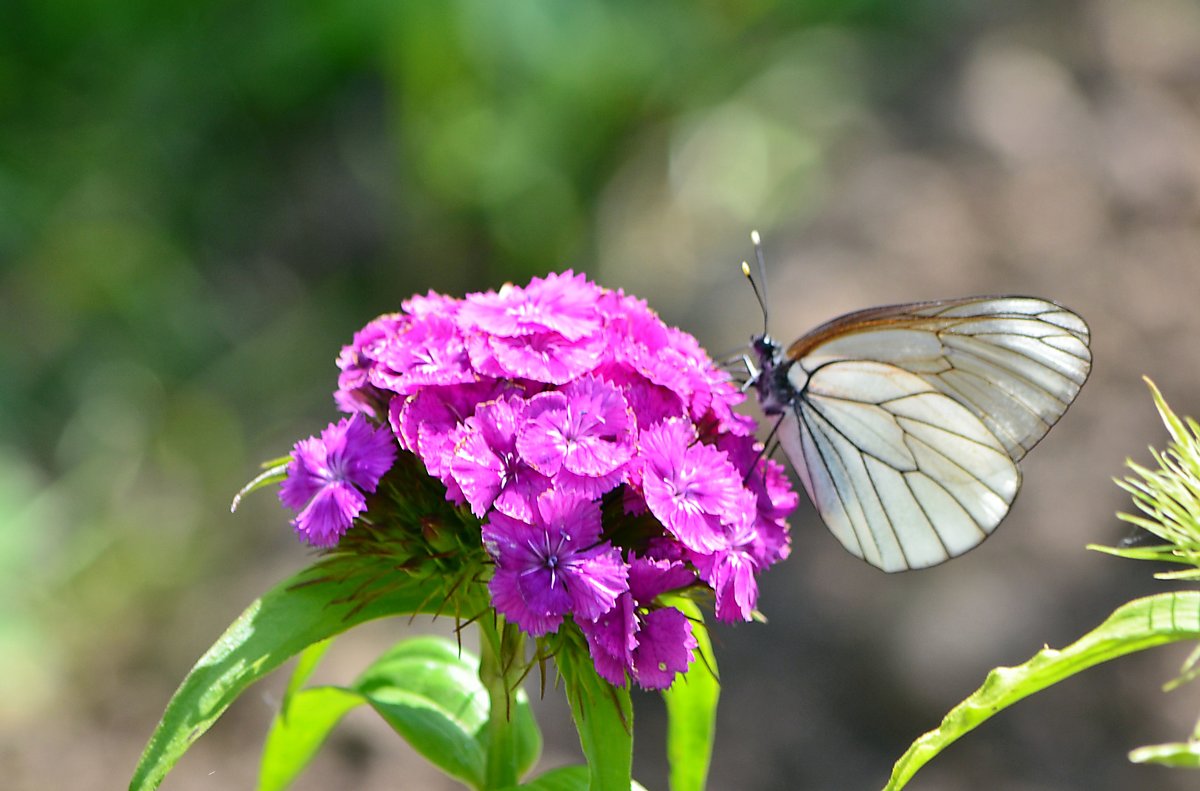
[{"x1": 742, "y1": 233, "x2": 1092, "y2": 572}]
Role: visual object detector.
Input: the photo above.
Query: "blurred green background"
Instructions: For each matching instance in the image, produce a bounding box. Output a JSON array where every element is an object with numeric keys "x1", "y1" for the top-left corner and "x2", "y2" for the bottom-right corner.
[{"x1": 5, "y1": 1, "x2": 1200, "y2": 788}]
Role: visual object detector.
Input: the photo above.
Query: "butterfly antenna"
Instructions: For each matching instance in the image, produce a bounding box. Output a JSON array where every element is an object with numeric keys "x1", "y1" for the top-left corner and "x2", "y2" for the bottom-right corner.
[{"x1": 742, "y1": 230, "x2": 770, "y2": 336}]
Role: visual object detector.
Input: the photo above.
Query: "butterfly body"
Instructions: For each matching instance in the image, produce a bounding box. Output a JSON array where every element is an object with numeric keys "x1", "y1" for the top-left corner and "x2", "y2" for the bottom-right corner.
[
  {"x1": 749, "y1": 334, "x2": 804, "y2": 416},
  {"x1": 748, "y1": 295, "x2": 1091, "y2": 573}
]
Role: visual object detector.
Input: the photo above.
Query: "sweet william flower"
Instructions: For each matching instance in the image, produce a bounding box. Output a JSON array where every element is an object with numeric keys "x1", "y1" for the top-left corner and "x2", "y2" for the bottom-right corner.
[
  {"x1": 639, "y1": 418, "x2": 756, "y2": 554},
  {"x1": 458, "y1": 270, "x2": 602, "y2": 341},
  {"x1": 580, "y1": 557, "x2": 698, "y2": 689},
  {"x1": 279, "y1": 414, "x2": 397, "y2": 547},
  {"x1": 449, "y1": 395, "x2": 550, "y2": 522},
  {"x1": 516, "y1": 376, "x2": 635, "y2": 498},
  {"x1": 483, "y1": 491, "x2": 629, "y2": 637},
  {"x1": 277, "y1": 268, "x2": 795, "y2": 689}
]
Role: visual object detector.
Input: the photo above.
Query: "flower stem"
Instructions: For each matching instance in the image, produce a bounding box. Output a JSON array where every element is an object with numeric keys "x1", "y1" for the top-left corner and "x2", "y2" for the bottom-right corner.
[{"x1": 478, "y1": 617, "x2": 525, "y2": 790}]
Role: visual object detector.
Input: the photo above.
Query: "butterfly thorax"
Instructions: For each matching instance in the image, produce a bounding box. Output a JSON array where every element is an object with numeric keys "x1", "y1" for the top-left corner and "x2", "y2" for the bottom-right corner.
[{"x1": 750, "y1": 334, "x2": 800, "y2": 416}]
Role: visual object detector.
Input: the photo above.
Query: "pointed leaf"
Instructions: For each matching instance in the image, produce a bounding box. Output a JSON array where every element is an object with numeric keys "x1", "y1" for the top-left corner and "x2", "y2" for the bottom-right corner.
[
  {"x1": 357, "y1": 636, "x2": 540, "y2": 789},
  {"x1": 661, "y1": 597, "x2": 718, "y2": 791},
  {"x1": 1129, "y1": 740, "x2": 1200, "y2": 768},
  {"x1": 556, "y1": 645, "x2": 633, "y2": 791},
  {"x1": 885, "y1": 591, "x2": 1200, "y2": 790},
  {"x1": 130, "y1": 557, "x2": 447, "y2": 791},
  {"x1": 497, "y1": 765, "x2": 650, "y2": 791},
  {"x1": 283, "y1": 639, "x2": 335, "y2": 711},
  {"x1": 258, "y1": 686, "x2": 365, "y2": 791}
]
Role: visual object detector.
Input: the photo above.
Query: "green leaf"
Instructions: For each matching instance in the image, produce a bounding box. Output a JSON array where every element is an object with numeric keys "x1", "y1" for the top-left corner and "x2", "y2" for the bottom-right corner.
[
  {"x1": 230, "y1": 461, "x2": 290, "y2": 513},
  {"x1": 885, "y1": 591, "x2": 1200, "y2": 791},
  {"x1": 1129, "y1": 740, "x2": 1200, "y2": 768},
  {"x1": 283, "y1": 638, "x2": 334, "y2": 710},
  {"x1": 498, "y1": 765, "x2": 650, "y2": 791},
  {"x1": 129, "y1": 557, "x2": 448, "y2": 791},
  {"x1": 357, "y1": 636, "x2": 491, "y2": 788},
  {"x1": 502, "y1": 765, "x2": 589, "y2": 791},
  {"x1": 258, "y1": 686, "x2": 365, "y2": 791},
  {"x1": 258, "y1": 635, "x2": 542, "y2": 791},
  {"x1": 661, "y1": 597, "x2": 719, "y2": 791},
  {"x1": 359, "y1": 635, "x2": 540, "y2": 790},
  {"x1": 556, "y1": 643, "x2": 634, "y2": 791}
]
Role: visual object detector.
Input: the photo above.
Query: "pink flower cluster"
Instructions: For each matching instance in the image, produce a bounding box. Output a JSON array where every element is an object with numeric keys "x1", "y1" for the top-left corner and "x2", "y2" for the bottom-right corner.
[{"x1": 281, "y1": 272, "x2": 796, "y2": 689}]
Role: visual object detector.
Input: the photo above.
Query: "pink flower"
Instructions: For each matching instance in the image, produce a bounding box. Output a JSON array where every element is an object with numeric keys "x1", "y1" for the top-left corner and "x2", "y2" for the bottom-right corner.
[
  {"x1": 279, "y1": 414, "x2": 397, "y2": 546},
  {"x1": 579, "y1": 557, "x2": 697, "y2": 689},
  {"x1": 459, "y1": 271, "x2": 602, "y2": 341},
  {"x1": 450, "y1": 395, "x2": 550, "y2": 521},
  {"x1": 483, "y1": 492, "x2": 628, "y2": 636},
  {"x1": 639, "y1": 418, "x2": 756, "y2": 554},
  {"x1": 516, "y1": 376, "x2": 635, "y2": 498},
  {"x1": 280, "y1": 268, "x2": 796, "y2": 688},
  {"x1": 370, "y1": 314, "x2": 475, "y2": 395}
]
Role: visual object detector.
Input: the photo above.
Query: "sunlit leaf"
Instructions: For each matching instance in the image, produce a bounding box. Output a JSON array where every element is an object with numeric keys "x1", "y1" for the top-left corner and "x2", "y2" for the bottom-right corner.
[
  {"x1": 556, "y1": 643, "x2": 634, "y2": 791},
  {"x1": 497, "y1": 765, "x2": 650, "y2": 791},
  {"x1": 1129, "y1": 740, "x2": 1200, "y2": 768},
  {"x1": 129, "y1": 557, "x2": 448, "y2": 791},
  {"x1": 885, "y1": 591, "x2": 1200, "y2": 791},
  {"x1": 662, "y1": 596, "x2": 718, "y2": 791},
  {"x1": 258, "y1": 686, "x2": 365, "y2": 791}
]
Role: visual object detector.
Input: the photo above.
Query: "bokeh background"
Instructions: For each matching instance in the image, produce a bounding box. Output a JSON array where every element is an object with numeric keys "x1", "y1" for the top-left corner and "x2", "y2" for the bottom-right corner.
[{"x1": 4, "y1": 1, "x2": 1200, "y2": 789}]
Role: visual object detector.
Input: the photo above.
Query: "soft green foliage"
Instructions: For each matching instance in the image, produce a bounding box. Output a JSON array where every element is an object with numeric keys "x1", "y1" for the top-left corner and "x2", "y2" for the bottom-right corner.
[
  {"x1": 1093, "y1": 378, "x2": 1200, "y2": 578},
  {"x1": 555, "y1": 636, "x2": 635, "y2": 791},
  {"x1": 887, "y1": 379, "x2": 1200, "y2": 790},
  {"x1": 662, "y1": 596, "x2": 719, "y2": 791},
  {"x1": 260, "y1": 636, "x2": 541, "y2": 791},
  {"x1": 128, "y1": 556, "x2": 454, "y2": 791},
  {"x1": 1129, "y1": 740, "x2": 1200, "y2": 768},
  {"x1": 885, "y1": 591, "x2": 1200, "y2": 790},
  {"x1": 496, "y1": 765, "x2": 648, "y2": 791},
  {"x1": 259, "y1": 685, "x2": 363, "y2": 791}
]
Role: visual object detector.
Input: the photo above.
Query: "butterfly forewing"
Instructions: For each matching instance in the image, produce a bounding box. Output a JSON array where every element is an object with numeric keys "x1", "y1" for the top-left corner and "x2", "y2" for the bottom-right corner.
[{"x1": 777, "y1": 296, "x2": 1090, "y2": 572}]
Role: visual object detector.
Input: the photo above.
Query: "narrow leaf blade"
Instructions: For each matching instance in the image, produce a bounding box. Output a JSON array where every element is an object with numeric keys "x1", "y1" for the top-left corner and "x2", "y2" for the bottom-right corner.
[
  {"x1": 884, "y1": 591, "x2": 1200, "y2": 791},
  {"x1": 662, "y1": 597, "x2": 719, "y2": 791},
  {"x1": 257, "y1": 686, "x2": 365, "y2": 791},
  {"x1": 556, "y1": 646, "x2": 634, "y2": 791},
  {"x1": 1129, "y1": 740, "x2": 1200, "y2": 768},
  {"x1": 497, "y1": 765, "x2": 650, "y2": 791},
  {"x1": 129, "y1": 557, "x2": 445, "y2": 791},
  {"x1": 355, "y1": 636, "x2": 540, "y2": 789}
]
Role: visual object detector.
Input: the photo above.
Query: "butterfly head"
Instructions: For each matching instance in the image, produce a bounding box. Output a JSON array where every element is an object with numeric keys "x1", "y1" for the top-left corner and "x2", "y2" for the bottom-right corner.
[
  {"x1": 741, "y1": 234, "x2": 802, "y2": 416},
  {"x1": 748, "y1": 333, "x2": 799, "y2": 416}
]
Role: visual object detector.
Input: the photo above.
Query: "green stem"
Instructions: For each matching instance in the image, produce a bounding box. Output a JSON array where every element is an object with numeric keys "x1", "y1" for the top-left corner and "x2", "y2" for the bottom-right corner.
[{"x1": 478, "y1": 617, "x2": 525, "y2": 790}]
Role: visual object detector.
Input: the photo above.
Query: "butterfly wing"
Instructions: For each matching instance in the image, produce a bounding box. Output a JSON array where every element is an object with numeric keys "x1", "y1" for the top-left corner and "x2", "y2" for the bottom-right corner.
[{"x1": 781, "y1": 297, "x2": 1091, "y2": 571}]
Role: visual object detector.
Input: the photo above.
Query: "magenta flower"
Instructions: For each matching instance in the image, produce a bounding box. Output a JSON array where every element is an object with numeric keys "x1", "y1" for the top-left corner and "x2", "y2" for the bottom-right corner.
[
  {"x1": 516, "y1": 376, "x2": 635, "y2": 497},
  {"x1": 279, "y1": 414, "x2": 398, "y2": 546},
  {"x1": 450, "y1": 395, "x2": 550, "y2": 521},
  {"x1": 280, "y1": 268, "x2": 796, "y2": 689},
  {"x1": 640, "y1": 418, "x2": 756, "y2": 554},
  {"x1": 389, "y1": 382, "x2": 507, "y2": 503},
  {"x1": 692, "y1": 528, "x2": 760, "y2": 623},
  {"x1": 580, "y1": 557, "x2": 698, "y2": 689},
  {"x1": 719, "y1": 433, "x2": 797, "y2": 568},
  {"x1": 334, "y1": 313, "x2": 408, "y2": 416},
  {"x1": 370, "y1": 314, "x2": 475, "y2": 395},
  {"x1": 466, "y1": 330, "x2": 605, "y2": 385},
  {"x1": 458, "y1": 271, "x2": 602, "y2": 341},
  {"x1": 483, "y1": 492, "x2": 629, "y2": 636}
]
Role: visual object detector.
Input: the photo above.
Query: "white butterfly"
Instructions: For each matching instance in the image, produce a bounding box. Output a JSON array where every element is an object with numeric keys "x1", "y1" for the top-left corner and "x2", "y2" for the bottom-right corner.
[{"x1": 744, "y1": 236, "x2": 1092, "y2": 572}]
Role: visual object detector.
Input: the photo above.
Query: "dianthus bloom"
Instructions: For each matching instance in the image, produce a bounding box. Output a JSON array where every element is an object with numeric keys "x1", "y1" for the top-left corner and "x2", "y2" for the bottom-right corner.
[
  {"x1": 279, "y1": 414, "x2": 397, "y2": 546},
  {"x1": 279, "y1": 271, "x2": 796, "y2": 689}
]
